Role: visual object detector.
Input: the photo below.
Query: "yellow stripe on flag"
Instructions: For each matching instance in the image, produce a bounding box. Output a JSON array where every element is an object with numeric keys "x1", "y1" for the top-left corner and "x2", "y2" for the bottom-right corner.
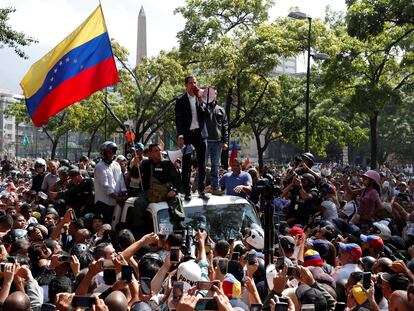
[{"x1": 20, "y1": 6, "x2": 107, "y2": 98}]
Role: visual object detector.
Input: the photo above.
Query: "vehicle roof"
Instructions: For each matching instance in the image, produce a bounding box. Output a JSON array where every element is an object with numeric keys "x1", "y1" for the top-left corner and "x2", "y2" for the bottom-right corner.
[{"x1": 125, "y1": 194, "x2": 252, "y2": 214}]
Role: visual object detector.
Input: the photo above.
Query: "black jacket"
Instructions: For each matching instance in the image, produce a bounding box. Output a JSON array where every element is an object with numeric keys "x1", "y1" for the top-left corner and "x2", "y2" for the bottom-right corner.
[
  {"x1": 205, "y1": 103, "x2": 229, "y2": 143},
  {"x1": 31, "y1": 173, "x2": 45, "y2": 192},
  {"x1": 175, "y1": 92, "x2": 206, "y2": 137}
]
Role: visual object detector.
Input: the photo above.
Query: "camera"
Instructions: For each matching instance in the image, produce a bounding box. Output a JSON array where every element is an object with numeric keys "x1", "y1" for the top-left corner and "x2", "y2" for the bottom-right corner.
[
  {"x1": 256, "y1": 178, "x2": 280, "y2": 200},
  {"x1": 276, "y1": 257, "x2": 285, "y2": 271},
  {"x1": 248, "y1": 251, "x2": 257, "y2": 266},
  {"x1": 101, "y1": 259, "x2": 115, "y2": 269}
]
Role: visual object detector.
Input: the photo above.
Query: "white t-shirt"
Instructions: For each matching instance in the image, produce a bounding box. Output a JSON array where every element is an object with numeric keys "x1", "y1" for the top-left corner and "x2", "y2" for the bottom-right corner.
[
  {"x1": 341, "y1": 200, "x2": 357, "y2": 221},
  {"x1": 321, "y1": 200, "x2": 338, "y2": 221},
  {"x1": 332, "y1": 263, "x2": 362, "y2": 285},
  {"x1": 94, "y1": 160, "x2": 127, "y2": 206}
]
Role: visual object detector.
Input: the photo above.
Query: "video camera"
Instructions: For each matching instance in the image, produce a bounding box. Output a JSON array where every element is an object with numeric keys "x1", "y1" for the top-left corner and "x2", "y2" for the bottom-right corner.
[
  {"x1": 256, "y1": 178, "x2": 282, "y2": 201},
  {"x1": 380, "y1": 243, "x2": 407, "y2": 262},
  {"x1": 175, "y1": 216, "x2": 209, "y2": 257}
]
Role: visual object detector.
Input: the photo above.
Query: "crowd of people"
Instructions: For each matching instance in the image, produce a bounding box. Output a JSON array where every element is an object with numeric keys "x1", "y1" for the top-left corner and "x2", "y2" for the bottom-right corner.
[
  {"x1": 0, "y1": 74, "x2": 412, "y2": 311},
  {"x1": 1, "y1": 147, "x2": 414, "y2": 311}
]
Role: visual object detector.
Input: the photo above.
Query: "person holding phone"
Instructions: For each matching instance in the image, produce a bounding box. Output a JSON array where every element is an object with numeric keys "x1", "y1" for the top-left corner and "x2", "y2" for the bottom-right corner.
[{"x1": 175, "y1": 75, "x2": 208, "y2": 201}]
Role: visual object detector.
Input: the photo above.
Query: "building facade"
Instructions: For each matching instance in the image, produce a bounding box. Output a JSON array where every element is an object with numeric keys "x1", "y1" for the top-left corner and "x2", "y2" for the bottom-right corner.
[{"x1": 0, "y1": 90, "x2": 21, "y2": 158}]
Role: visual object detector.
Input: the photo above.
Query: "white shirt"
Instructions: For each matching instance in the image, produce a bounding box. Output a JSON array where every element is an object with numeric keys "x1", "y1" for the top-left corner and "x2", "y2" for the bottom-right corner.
[
  {"x1": 332, "y1": 263, "x2": 361, "y2": 285},
  {"x1": 341, "y1": 200, "x2": 357, "y2": 220},
  {"x1": 41, "y1": 172, "x2": 58, "y2": 193},
  {"x1": 188, "y1": 93, "x2": 200, "y2": 130},
  {"x1": 94, "y1": 160, "x2": 127, "y2": 206},
  {"x1": 321, "y1": 200, "x2": 338, "y2": 221}
]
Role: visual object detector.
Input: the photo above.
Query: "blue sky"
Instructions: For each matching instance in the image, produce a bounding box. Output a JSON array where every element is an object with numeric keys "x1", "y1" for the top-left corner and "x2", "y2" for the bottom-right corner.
[{"x1": 0, "y1": 0, "x2": 346, "y2": 94}]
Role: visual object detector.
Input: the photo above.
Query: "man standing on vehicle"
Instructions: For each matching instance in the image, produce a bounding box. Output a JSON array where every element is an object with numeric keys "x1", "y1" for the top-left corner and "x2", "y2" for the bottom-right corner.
[
  {"x1": 219, "y1": 158, "x2": 252, "y2": 199},
  {"x1": 175, "y1": 75, "x2": 208, "y2": 200},
  {"x1": 133, "y1": 144, "x2": 184, "y2": 235},
  {"x1": 94, "y1": 141, "x2": 127, "y2": 224},
  {"x1": 204, "y1": 87, "x2": 229, "y2": 195}
]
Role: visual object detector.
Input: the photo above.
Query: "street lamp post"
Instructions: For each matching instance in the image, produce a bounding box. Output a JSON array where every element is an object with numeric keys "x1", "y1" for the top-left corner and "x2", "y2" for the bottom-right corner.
[
  {"x1": 288, "y1": 12, "x2": 330, "y2": 152},
  {"x1": 288, "y1": 11, "x2": 312, "y2": 152},
  {"x1": 305, "y1": 16, "x2": 311, "y2": 152}
]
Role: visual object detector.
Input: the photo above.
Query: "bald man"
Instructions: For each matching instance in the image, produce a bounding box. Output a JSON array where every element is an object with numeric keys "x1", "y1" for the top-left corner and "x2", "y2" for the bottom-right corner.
[
  {"x1": 105, "y1": 291, "x2": 128, "y2": 311},
  {"x1": 3, "y1": 292, "x2": 31, "y2": 311}
]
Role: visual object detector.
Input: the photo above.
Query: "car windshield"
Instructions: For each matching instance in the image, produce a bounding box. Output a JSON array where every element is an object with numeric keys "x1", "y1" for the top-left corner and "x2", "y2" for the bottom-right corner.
[{"x1": 157, "y1": 202, "x2": 260, "y2": 241}]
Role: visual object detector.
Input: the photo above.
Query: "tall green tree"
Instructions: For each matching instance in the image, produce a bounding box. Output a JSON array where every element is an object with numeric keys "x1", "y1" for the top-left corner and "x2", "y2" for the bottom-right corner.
[
  {"x1": 322, "y1": 1, "x2": 414, "y2": 168},
  {"x1": 246, "y1": 75, "x2": 304, "y2": 171}
]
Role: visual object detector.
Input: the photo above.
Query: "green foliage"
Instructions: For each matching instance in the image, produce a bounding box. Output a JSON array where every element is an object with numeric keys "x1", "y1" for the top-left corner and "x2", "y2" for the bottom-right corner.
[
  {"x1": 346, "y1": 0, "x2": 414, "y2": 40},
  {"x1": 378, "y1": 84, "x2": 414, "y2": 163},
  {"x1": 319, "y1": 2, "x2": 414, "y2": 166},
  {"x1": 0, "y1": 7, "x2": 37, "y2": 58},
  {"x1": 175, "y1": 0, "x2": 273, "y2": 54}
]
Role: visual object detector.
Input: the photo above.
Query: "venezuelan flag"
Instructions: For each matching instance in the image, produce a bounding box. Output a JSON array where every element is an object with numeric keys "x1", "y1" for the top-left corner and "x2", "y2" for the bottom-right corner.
[
  {"x1": 20, "y1": 5, "x2": 119, "y2": 127},
  {"x1": 229, "y1": 141, "x2": 238, "y2": 166}
]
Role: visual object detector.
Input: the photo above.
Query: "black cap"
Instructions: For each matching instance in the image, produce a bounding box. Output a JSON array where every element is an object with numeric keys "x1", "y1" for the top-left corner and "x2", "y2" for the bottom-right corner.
[
  {"x1": 296, "y1": 284, "x2": 328, "y2": 311},
  {"x1": 279, "y1": 235, "x2": 295, "y2": 252},
  {"x1": 381, "y1": 273, "x2": 410, "y2": 291},
  {"x1": 68, "y1": 168, "x2": 81, "y2": 178},
  {"x1": 92, "y1": 213, "x2": 104, "y2": 220}
]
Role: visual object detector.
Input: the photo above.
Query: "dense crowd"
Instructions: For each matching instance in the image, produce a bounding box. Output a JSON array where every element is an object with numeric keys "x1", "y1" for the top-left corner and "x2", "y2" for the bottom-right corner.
[{"x1": 0, "y1": 147, "x2": 413, "y2": 311}]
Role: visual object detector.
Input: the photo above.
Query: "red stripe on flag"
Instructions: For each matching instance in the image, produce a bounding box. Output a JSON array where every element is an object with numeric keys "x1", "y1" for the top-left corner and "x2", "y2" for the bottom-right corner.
[
  {"x1": 31, "y1": 57, "x2": 119, "y2": 127},
  {"x1": 229, "y1": 150, "x2": 238, "y2": 166}
]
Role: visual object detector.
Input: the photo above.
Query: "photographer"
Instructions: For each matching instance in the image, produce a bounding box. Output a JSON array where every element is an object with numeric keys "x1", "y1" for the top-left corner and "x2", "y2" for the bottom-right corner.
[{"x1": 282, "y1": 173, "x2": 319, "y2": 226}]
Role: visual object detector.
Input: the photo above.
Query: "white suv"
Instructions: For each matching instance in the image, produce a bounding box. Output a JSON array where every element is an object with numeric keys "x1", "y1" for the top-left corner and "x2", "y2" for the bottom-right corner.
[{"x1": 112, "y1": 194, "x2": 262, "y2": 241}]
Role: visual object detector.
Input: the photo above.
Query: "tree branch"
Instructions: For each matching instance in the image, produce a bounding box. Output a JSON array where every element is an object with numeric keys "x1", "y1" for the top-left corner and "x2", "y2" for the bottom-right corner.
[
  {"x1": 394, "y1": 72, "x2": 414, "y2": 90},
  {"x1": 233, "y1": 79, "x2": 269, "y2": 128},
  {"x1": 101, "y1": 100, "x2": 126, "y2": 132},
  {"x1": 41, "y1": 127, "x2": 54, "y2": 144},
  {"x1": 115, "y1": 54, "x2": 142, "y2": 94},
  {"x1": 141, "y1": 78, "x2": 164, "y2": 117}
]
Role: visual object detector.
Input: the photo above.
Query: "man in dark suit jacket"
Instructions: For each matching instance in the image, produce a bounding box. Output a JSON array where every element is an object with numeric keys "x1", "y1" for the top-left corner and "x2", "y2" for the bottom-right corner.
[{"x1": 175, "y1": 75, "x2": 207, "y2": 200}]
